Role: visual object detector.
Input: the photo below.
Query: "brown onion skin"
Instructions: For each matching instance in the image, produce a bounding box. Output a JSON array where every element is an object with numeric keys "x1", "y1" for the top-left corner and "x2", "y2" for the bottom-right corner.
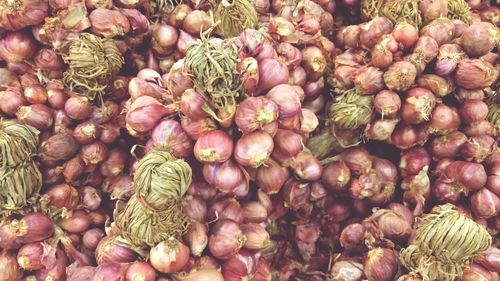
[
  {"x1": 475, "y1": 247, "x2": 500, "y2": 273},
  {"x1": 23, "y1": 84, "x2": 48, "y2": 104},
  {"x1": 363, "y1": 248, "x2": 399, "y2": 281},
  {"x1": 41, "y1": 133, "x2": 80, "y2": 161},
  {"x1": 209, "y1": 219, "x2": 245, "y2": 260},
  {"x1": 359, "y1": 17, "x2": 393, "y2": 49},
  {"x1": 182, "y1": 195, "x2": 207, "y2": 223},
  {"x1": 326, "y1": 199, "x2": 351, "y2": 223},
  {"x1": 152, "y1": 24, "x2": 178, "y2": 56},
  {"x1": 459, "y1": 263, "x2": 494, "y2": 281},
  {"x1": 45, "y1": 183, "x2": 80, "y2": 209},
  {"x1": 47, "y1": 89, "x2": 68, "y2": 110},
  {"x1": 0, "y1": 32, "x2": 36, "y2": 63},
  {"x1": 282, "y1": 179, "x2": 311, "y2": 210},
  {"x1": 79, "y1": 186, "x2": 102, "y2": 211},
  {"x1": 340, "y1": 223, "x2": 366, "y2": 250},
  {"x1": 90, "y1": 101, "x2": 120, "y2": 124},
  {"x1": 35, "y1": 248, "x2": 68, "y2": 281},
  {"x1": 168, "y1": 4, "x2": 192, "y2": 27},
  {"x1": 96, "y1": 236, "x2": 137, "y2": 265},
  {"x1": 420, "y1": 17, "x2": 454, "y2": 46},
  {"x1": 221, "y1": 250, "x2": 257, "y2": 281},
  {"x1": 0, "y1": 250, "x2": 23, "y2": 281},
  {"x1": 241, "y1": 201, "x2": 267, "y2": 224},
  {"x1": 271, "y1": 129, "x2": 303, "y2": 163},
  {"x1": 80, "y1": 141, "x2": 109, "y2": 165}
]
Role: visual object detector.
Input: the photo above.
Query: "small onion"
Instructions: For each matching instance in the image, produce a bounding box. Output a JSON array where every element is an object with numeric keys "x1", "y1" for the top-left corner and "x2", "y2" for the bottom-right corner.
[
  {"x1": 322, "y1": 160, "x2": 351, "y2": 192},
  {"x1": 209, "y1": 219, "x2": 246, "y2": 260},
  {"x1": 17, "y1": 242, "x2": 45, "y2": 270},
  {"x1": 150, "y1": 238, "x2": 190, "y2": 273},
  {"x1": 194, "y1": 130, "x2": 233, "y2": 163},
  {"x1": 290, "y1": 151, "x2": 323, "y2": 182},
  {"x1": 125, "y1": 262, "x2": 156, "y2": 281},
  {"x1": 363, "y1": 248, "x2": 399, "y2": 281},
  {"x1": 234, "y1": 130, "x2": 274, "y2": 168},
  {"x1": 235, "y1": 97, "x2": 278, "y2": 135},
  {"x1": 454, "y1": 59, "x2": 498, "y2": 90},
  {"x1": 471, "y1": 188, "x2": 499, "y2": 219},
  {"x1": 256, "y1": 158, "x2": 289, "y2": 194},
  {"x1": 0, "y1": 250, "x2": 23, "y2": 281},
  {"x1": 59, "y1": 210, "x2": 92, "y2": 233},
  {"x1": 65, "y1": 96, "x2": 93, "y2": 121},
  {"x1": 96, "y1": 235, "x2": 137, "y2": 265},
  {"x1": 150, "y1": 118, "x2": 193, "y2": 158},
  {"x1": 383, "y1": 61, "x2": 417, "y2": 92},
  {"x1": 256, "y1": 59, "x2": 289, "y2": 95},
  {"x1": 16, "y1": 104, "x2": 53, "y2": 131}
]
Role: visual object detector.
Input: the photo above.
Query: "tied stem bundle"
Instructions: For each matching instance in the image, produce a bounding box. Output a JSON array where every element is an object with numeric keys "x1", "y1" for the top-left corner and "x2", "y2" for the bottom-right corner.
[
  {"x1": 0, "y1": 120, "x2": 39, "y2": 169},
  {"x1": 0, "y1": 120, "x2": 41, "y2": 216},
  {"x1": 212, "y1": 0, "x2": 258, "y2": 38},
  {"x1": 328, "y1": 88, "x2": 374, "y2": 130},
  {"x1": 115, "y1": 150, "x2": 192, "y2": 248},
  {"x1": 62, "y1": 33, "x2": 124, "y2": 100},
  {"x1": 447, "y1": 0, "x2": 472, "y2": 24},
  {"x1": 486, "y1": 94, "x2": 500, "y2": 131},
  {"x1": 400, "y1": 204, "x2": 492, "y2": 281},
  {"x1": 380, "y1": 0, "x2": 422, "y2": 28},
  {"x1": 184, "y1": 31, "x2": 241, "y2": 122},
  {"x1": 150, "y1": 0, "x2": 182, "y2": 21}
]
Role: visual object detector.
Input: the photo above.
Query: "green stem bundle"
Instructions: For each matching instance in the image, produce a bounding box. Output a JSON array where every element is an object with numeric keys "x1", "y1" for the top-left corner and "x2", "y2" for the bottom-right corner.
[
  {"x1": 184, "y1": 32, "x2": 241, "y2": 122},
  {"x1": 0, "y1": 120, "x2": 41, "y2": 216},
  {"x1": 62, "y1": 33, "x2": 124, "y2": 100},
  {"x1": 212, "y1": 0, "x2": 258, "y2": 38},
  {"x1": 400, "y1": 204, "x2": 492, "y2": 281},
  {"x1": 115, "y1": 150, "x2": 192, "y2": 248}
]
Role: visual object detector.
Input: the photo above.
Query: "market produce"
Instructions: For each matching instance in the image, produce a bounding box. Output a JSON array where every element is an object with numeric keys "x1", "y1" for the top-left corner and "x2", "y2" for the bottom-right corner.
[{"x1": 0, "y1": 0, "x2": 499, "y2": 280}]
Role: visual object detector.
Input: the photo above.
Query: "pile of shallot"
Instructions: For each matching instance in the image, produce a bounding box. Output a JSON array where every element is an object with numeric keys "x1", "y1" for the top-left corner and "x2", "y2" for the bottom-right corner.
[{"x1": 0, "y1": 0, "x2": 499, "y2": 280}]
